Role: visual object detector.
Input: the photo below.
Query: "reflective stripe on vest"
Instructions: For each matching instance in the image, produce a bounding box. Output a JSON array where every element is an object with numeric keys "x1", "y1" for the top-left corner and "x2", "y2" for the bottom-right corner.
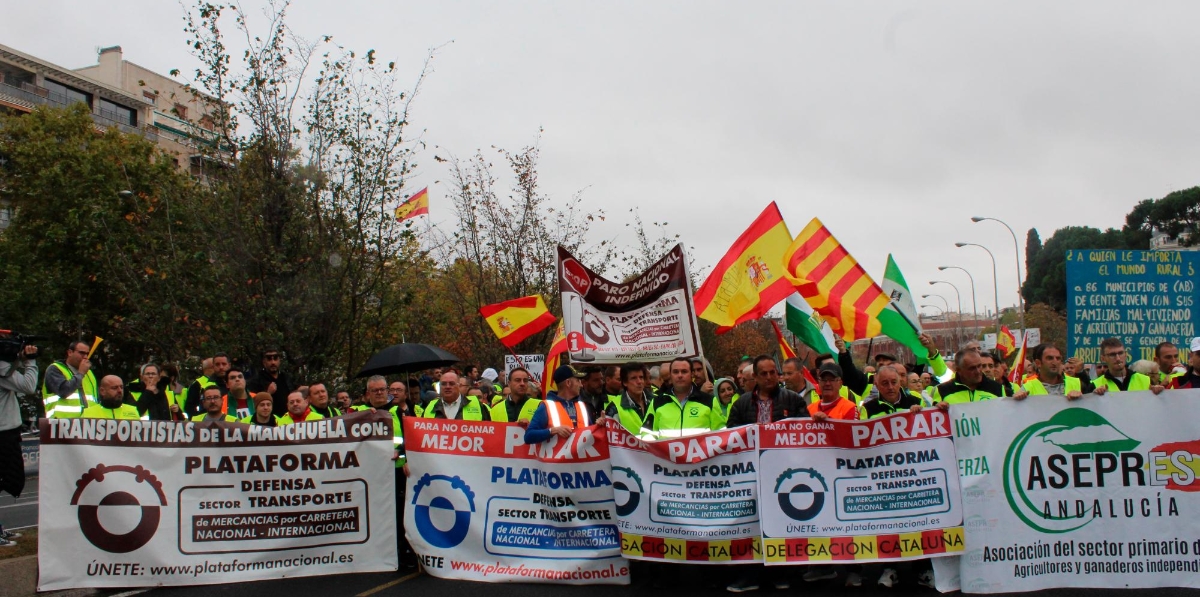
[
  {"x1": 42, "y1": 363, "x2": 97, "y2": 419},
  {"x1": 547, "y1": 400, "x2": 589, "y2": 429}
]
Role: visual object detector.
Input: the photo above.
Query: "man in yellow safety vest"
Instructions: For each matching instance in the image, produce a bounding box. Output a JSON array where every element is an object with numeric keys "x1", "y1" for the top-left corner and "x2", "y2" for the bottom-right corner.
[{"x1": 42, "y1": 341, "x2": 98, "y2": 419}]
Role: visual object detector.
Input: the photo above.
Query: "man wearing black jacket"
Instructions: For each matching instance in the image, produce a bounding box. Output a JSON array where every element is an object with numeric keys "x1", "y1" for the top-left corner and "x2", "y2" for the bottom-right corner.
[
  {"x1": 248, "y1": 348, "x2": 295, "y2": 417},
  {"x1": 725, "y1": 355, "x2": 807, "y2": 592},
  {"x1": 726, "y1": 355, "x2": 808, "y2": 427}
]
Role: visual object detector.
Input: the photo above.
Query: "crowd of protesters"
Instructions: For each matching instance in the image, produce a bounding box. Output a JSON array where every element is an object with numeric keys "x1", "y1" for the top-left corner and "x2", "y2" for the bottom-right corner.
[{"x1": 2, "y1": 332, "x2": 1198, "y2": 586}]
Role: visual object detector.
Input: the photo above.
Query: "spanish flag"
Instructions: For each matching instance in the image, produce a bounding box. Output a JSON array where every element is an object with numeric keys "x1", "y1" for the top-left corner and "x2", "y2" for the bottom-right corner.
[
  {"x1": 783, "y1": 218, "x2": 890, "y2": 341},
  {"x1": 997, "y1": 325, "x2": 1017, "y2": 357},
  {"x1": 394, "y1": 187, "x2": 429, "y2": 223},
  {"x1": 480, "y1": 295, "x2": 556, "y2": 348},
  {"x1": 543, "y1": 320, "x2": 567, "y2": 395},
  {"x1": 694, "y1": 202, "x2": 793, "y2": 329},
  {"x1": 771, "y1": 320, "x2": 798, "y2": 360}
]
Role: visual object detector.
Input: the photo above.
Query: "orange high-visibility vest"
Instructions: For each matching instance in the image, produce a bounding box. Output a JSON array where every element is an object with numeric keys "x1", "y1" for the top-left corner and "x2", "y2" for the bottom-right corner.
[{"x1": 546, "y1": 400, "x2": 591, "y2": 429}]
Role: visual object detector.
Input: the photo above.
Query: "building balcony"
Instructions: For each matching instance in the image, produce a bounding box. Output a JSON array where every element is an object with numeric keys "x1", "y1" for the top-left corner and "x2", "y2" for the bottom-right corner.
[{"x1": 0, "y1": 81, "x2": 158, "y2": 142}]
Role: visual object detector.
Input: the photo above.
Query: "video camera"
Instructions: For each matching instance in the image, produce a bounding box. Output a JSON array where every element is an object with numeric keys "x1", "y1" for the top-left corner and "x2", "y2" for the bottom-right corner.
[{"x1": 0, "y1": 330, "x2": 45, "y2": 362}]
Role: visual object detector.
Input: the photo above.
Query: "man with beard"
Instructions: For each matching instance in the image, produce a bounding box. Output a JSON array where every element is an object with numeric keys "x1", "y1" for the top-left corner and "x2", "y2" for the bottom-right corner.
[
  {"x1": 249, "y1": 348, "x2": 295, "y2": 416},
  {"x1": 241, "y1": 392, "x2": 280, "y2": 426},
  {"x1": 81, "y1": 376, "x2": 140, "y2": 419},
  {"x1": 191, "y1": 386, "x2": 238, "y2": 422},
  {"x1": 185, "y1": 353, "x2": 230, "y2": 417}
]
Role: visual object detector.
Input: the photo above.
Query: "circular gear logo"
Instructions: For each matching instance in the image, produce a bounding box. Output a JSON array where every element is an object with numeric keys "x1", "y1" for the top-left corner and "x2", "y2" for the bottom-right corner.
[
  {"x1": 774, "y1": 467, "x2": 827, "y2": 521},
  {"x1": 71, "y1": 464, "x2": 167, "y2": 553},
  {"x1": 411, "y1": 474, "x2": 475, "y2": 548},
  {"x1": 610, "y1": 466, "x2": 643, "y2": 516}
]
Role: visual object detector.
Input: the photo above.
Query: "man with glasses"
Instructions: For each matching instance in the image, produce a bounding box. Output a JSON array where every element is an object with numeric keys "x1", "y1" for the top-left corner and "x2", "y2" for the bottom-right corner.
[
  {"x1": 1092, "y1": 337, "x2": 1164, "y2": 394},
  {"x1": 42, "y1": 341, "x2": 98, "y2": 419},
  {"x1": 191, "y1": 386, "x2": 238, "y2": 422},
  {"x1": 387, "y1": 380, "x2": 421, "y2": 417},
  {"x1": 249, "y1": 348, "x2": 295, "y2": 417}
]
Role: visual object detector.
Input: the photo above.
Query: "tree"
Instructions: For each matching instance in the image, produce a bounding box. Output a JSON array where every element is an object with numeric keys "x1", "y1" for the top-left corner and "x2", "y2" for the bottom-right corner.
[
  {"x1": 1024, "y1": 303, "x2": 1066, "y2": 353},
  {"x1": 1021, "y1": 226, "x2": 1136, "y2": 312},
  {"x1": 0, "y1": 105, "x2": 205, "y2": 374},
  {"x1": 1125, "y1": 187, "x2": 1200, "y2": 247},
  {"x1": 179, "y1": 0, "x2": 434, "y2": 382},
  {"x1": 1023, "y1": 228, "x2": 1041, "y2": 304}
]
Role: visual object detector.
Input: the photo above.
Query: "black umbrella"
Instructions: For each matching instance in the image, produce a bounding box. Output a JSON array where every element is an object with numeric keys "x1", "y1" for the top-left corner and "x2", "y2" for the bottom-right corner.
[{"x1": 355, "y1": 343, "x2": 460, "y2": 378}]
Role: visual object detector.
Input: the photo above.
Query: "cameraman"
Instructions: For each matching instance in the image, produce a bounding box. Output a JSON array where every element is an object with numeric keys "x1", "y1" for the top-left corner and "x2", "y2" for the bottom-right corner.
[{"x1": 0, "y1": 343, "x2": 37, "y2": 546}]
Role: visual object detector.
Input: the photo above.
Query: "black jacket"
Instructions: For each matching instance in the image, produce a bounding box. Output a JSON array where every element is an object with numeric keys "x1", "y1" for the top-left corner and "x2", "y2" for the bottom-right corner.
[
  {"x1": 248, "y1": 369, "x2": 295, "y2": 417},
  {"x1": 130, "y1": 382, "x2": 173, "y2": 421},
  {"x1": 727, "y1": 385, "x2": 808, "y2": 427},
  {"x1": 838, "y1": 350, "x2": 871, "y2": 397},
  {"x1": 861, "y1": 391, "x2": 923, "y2": 418}
]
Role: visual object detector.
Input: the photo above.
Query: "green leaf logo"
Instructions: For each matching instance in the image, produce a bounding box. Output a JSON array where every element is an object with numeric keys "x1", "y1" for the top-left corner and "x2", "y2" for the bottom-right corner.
[{"x1": 1003, "y1": 408, "x2": 1141, "y2": 533}]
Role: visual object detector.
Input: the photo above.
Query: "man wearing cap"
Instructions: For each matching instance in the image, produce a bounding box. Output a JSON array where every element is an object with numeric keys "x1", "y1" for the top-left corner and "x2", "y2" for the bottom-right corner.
[
  {"x1": 525, "y1": 366, "x2": 594, "y2": 444},
  {"x1": 808, "y1": 362, "x2": 860, "y2": 421},
  {"x1": 241, "y1": 392, "x2": 280, "y2": 426},
  {"x1": 1169, "y1": 338, "x2": 1200, "y2": 389},
  {"x1": 423, "y1": 370, "x2": 491, "y2": 421}
]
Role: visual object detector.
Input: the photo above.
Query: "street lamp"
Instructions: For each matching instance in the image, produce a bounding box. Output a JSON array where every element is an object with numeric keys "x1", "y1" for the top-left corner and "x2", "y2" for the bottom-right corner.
[
  {"x1": 930, "y1": 280, "x2": 963, "y2": 342},
  {"x1": 972, "y1": 217, "x2": 1026, "y2": 332},
  {"x1": 921, "y1": 293, "x2": 949, "y2": 313},
  {"x1": 928, "y1": 281, "x2": 962, "y2": 319},
  {"x1": 920, "y1": 304, "x2": 945, "y2": 317},
  {"x1": 956, "y1": 242, "x2": 1001, "y2": 337},
  {"x1": 938, "y1": 265, "x2": 979, "y2": 336}
]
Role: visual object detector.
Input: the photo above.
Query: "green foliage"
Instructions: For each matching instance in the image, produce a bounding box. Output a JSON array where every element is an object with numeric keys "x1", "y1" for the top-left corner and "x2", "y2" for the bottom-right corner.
[
  {"x1": 1021, "y1": 226, "x2": 1140, "y2": 312},
  {"x1": 0, "y1": 104, "x2": 205, "y2": 372},
  {"x1": 1124, "y1": 187, "x2": 1200, "y2": 247}
]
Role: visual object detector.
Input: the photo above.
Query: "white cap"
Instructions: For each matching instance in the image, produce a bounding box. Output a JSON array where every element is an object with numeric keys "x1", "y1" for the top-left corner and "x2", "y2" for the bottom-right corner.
[
  {"x1": 1191, "y1": 337, "x2": 1200, "y2": 353},
  {"x1": 481, "y1": 367, "x2": 499, "y2": 382}
]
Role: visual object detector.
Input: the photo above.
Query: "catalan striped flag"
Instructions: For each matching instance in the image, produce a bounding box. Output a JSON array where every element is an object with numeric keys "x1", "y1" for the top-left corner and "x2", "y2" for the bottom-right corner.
[
  {"x1": 694, "y1": 202, "x2": 794, "y2": 330},
  {"x1": 394, "y1": 187, "x2": 430, "y2": 223},
  {"x1": 543, "y1": 320, "x2": 567, "y2": 395},
  {"x1": 783, "y1": 218, "x2": 891, "y2": 341},
  {"x1": 480, "y1": 295, "x2": 556, "y2": 348}
]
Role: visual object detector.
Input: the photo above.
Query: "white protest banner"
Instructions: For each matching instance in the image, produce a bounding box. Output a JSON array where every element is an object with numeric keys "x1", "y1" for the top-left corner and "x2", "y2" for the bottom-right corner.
[
  {"x1": 606, "y1": 420, "x2": 760, "y2": 564},
  {"x1": 558, "y1": 244, "x2": 702, "y2": 364},
  {"x1": 37, "y1": 412, "x2": 397, "y2": 591},
  {"x1": 952, "y1": 391, "x2": 1200, "y2": 593},
  {"x1": 403, "y1": 418, "x2": 629, "y2": 584},
  {"x1": 757, "y1": 411, "x2": 964, "y2": 565},
  {"x1": 504, "y1": 354, "x2": 545, "y2": 385}
]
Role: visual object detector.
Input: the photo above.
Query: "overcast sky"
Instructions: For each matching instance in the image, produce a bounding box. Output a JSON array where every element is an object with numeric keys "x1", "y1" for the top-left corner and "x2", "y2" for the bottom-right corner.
[{"x1": 6, "y1": 1, "x2": 1199, "y2": 319}]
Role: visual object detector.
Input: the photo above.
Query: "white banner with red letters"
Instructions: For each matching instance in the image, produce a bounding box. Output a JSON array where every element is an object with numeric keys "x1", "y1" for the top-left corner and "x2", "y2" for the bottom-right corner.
[
  {"x1": 757, "y1": 411, "x2": 964, "y2": 566},
  {"x1": 403, "y1": 418, "x2": 630, "y2": 584},
  {"x1": 37, "y1": 412, "x2": 397, "y2": 591},
  {"x1": 606, "y1": 420, "x2": 761, "y2": 564}
]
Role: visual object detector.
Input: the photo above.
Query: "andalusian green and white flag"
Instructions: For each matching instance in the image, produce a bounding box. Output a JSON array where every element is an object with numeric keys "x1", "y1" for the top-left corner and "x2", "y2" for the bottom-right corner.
[
  {"x1": 784, "y1": 293, "x2": 836, "y2": 355},
  {"x1": 878, "y1": 254, "x2": 930, "y2": 360}
]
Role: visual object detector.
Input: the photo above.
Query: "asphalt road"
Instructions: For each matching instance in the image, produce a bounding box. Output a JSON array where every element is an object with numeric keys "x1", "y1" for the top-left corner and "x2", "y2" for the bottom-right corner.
[
  {"x1": 125, "y1": 567, "x2": 1200, "y2": 597},
  {"x1": 0, "y1": 475, "x2": 37, "y2": 531}
]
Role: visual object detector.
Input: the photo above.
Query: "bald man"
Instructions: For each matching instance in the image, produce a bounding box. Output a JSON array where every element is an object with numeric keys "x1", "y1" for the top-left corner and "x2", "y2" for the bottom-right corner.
[{"x1": 81, "y1": 376, "x2": 141, "y2": 419}]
